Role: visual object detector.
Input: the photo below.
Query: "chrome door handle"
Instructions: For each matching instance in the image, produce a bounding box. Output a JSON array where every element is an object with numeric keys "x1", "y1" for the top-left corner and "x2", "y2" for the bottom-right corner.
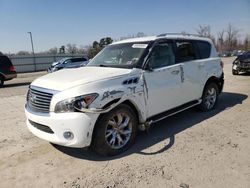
[{"x1": 171, "y1": 70, "x2": 180, "y2": 75}]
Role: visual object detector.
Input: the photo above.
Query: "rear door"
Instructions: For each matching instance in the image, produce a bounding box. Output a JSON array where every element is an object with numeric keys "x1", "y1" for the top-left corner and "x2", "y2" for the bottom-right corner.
[{"x1": 175, "y1": 40, "x2": 203, "y2": 102}]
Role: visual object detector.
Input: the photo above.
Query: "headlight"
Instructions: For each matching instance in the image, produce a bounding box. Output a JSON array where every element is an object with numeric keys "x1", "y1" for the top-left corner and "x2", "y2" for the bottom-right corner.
[{"x1": 54, "y1": 93, "x2": 98, "y2": 113}]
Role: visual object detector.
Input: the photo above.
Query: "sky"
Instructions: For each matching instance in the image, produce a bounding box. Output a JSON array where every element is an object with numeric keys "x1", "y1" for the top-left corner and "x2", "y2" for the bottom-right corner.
[{"x1": 0, "y1": 0, "x2": 250, "y2": 53}]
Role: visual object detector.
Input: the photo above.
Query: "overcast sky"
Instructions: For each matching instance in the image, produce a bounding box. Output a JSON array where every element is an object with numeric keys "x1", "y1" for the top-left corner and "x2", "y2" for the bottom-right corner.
[{"x1": 0, "y1": 0, "x2": 250, "y2": 53}]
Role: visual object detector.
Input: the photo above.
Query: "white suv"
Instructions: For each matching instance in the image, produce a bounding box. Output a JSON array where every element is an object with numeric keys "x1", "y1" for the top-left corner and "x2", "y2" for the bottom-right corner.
[{"x1": 25, "y1": 34, "x2": 224, "y2": 156}]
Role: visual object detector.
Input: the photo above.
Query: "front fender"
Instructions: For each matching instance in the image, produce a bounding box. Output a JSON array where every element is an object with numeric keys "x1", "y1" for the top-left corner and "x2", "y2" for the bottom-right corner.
[{"x1": 79, "y1": 76, "x2": 147, "y2": 123}]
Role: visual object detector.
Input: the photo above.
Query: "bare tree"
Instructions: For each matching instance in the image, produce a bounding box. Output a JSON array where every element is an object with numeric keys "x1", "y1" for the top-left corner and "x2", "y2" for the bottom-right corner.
[
  {"x1": 66, "y1": 43, "x2": 77, "y2": 54},
  {"x1": 225, "y1": 23, "x2": 239, "y2": 51},
  {"x1": 77, "y1": 45, "x2": 87, "y2": 54},
  {"x1": 196, "y1": 25, "x2": 212, "y2": 38},
  {"x1": 16, "y1": 51, "x2": 30, "y2": 55},
  {"x1": 243, "y1": 34, "x2": 250, "y2": 50},
  {"x1": 196, "y1": 25, "x2": 215, "y2": 44},
  {"x1": 217, "y1": 30, "x2": 225, "y2": 53},
  {"x1": 48, "y1": 47, "x2": 58, "y2": 54}
]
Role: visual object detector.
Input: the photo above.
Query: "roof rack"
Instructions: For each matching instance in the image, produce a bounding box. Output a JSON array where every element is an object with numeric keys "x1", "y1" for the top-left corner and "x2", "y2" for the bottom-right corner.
[{"x1": 157, "y1": 33, "x2": 202, "y2": 37}]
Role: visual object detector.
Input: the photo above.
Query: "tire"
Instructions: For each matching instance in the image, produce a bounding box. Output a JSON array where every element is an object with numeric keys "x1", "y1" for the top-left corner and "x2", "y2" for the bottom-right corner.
[
  {"x1": 199, "y1": 83, "x2": 219, "y2": 111},
  {"x1": 232, "y1": 69, "x2": 239, "y2": 75},
  {"x1": 0, "y1": 76, "x2": 4, "y2": 87},
  {"x1": 91, "y1": 104, "x2": 138, "y2": 156}
]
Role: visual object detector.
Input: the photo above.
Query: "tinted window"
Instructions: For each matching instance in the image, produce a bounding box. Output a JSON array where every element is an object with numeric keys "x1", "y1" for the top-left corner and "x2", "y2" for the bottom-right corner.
[
  {"x1": 148, "y1": 42, "x2": 175, "y2": 69},
  {"x1": 196, "y1": 41, "x2": 211, "y2": 59},
  {"x1": 0, "y1": 56, "x2": 12, "y2": 67},
  {"x1": 176, "y1": 41, "x2": 196, "y2": 62},
  {"x1": 79, "y1": 58, "x2": 87, "y2": 61}
]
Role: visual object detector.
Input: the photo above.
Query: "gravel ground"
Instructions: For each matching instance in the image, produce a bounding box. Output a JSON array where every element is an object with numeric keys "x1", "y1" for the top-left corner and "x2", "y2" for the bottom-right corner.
[{"x1": 0, "y1": 57, "x2": 249, "y2": 188}]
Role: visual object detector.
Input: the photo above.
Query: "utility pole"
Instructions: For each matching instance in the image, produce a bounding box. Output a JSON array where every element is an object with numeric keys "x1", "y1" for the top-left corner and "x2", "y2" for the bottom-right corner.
[{"x1": 27, "y1": 32, "x2": 36, "y2": 71}]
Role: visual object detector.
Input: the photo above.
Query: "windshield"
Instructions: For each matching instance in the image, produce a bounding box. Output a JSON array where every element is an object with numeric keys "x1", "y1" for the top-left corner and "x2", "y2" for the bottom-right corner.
[{"x1": 87, "y1": 43, "x2": 149, "y2": 68}]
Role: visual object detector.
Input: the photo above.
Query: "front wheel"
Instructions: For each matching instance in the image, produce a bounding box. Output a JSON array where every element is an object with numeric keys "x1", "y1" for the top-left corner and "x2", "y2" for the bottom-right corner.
[
  {"x1": 232, "y1": 69, "x2": 239, "y2": 75},
  {"x1": 199, "y1": 83, "x2": 219, "y2": 111},
  {"x1": 91, "y1": 104, "x2": 138, "y2": 156}
]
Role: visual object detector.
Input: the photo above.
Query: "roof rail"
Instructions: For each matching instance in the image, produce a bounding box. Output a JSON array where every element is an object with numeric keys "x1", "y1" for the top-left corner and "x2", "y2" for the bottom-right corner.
[{"x1": 157, "y1": 33, "x2": 202, "y2": 37}]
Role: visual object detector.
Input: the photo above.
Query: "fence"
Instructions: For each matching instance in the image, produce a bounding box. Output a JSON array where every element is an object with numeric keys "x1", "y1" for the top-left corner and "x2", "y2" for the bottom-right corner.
[{"x1": 8, "y1": 54, "x2": 86, "y2": 73}]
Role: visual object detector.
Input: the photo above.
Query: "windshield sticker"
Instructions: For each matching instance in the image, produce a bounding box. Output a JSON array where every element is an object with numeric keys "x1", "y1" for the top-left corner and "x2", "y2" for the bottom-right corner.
[{"x1": 132, "y1": 44, "x2": 148, "y2": 48}]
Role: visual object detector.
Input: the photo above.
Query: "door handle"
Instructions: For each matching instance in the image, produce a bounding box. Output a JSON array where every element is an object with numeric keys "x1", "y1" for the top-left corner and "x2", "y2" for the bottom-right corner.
[
  {"x1": 198, "y1": 64, "x2": 205, "y2": 69},
  {"x1": 171, "y1": 70, "x2": 180, "y2": 75}
]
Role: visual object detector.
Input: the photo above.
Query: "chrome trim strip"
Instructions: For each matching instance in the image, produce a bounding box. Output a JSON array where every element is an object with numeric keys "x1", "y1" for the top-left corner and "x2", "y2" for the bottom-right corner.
[
  {"x1": 30, "y1": 85, "x2": 59, "y2": 95},
  {"x1": 151, "y1": 100, "x2": 202, "y2": 124}
]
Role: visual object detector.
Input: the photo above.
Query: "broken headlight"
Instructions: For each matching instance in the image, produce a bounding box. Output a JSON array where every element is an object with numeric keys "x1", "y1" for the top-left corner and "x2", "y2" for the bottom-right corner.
[{"x1": 54, "y1": 93, "x2": 99, "y2": 113}]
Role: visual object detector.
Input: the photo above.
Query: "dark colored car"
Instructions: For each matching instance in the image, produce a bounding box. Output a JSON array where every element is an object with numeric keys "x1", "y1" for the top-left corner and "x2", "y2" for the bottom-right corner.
[
  {"x1": 0, "y1": 55, "x2": 17, "y2": 87},
  {"x1": 232, "y1": 51, "x2": 250, "y2": 75},
  {"x1": 47, "y1": 57, "x2": 88, "y2": 73}
]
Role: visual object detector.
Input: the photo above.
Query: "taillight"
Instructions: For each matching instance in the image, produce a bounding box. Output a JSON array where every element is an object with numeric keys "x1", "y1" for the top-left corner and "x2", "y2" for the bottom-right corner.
[
  {"x1": 10, "y1": 65, "x2": 15, "y2": 71},
  {"x1": 220, "y1": 61, "x2": 224, "y2": 69}
]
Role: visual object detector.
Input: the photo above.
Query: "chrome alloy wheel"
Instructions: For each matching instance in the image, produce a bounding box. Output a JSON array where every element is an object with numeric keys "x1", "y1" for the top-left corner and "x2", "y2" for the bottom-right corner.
[
  {"x1": 105, "y1": 112, "x2": 132, "y2": 149},
  {"x1": 204, "y1": 87, "x2": 217, "y2": 109}
]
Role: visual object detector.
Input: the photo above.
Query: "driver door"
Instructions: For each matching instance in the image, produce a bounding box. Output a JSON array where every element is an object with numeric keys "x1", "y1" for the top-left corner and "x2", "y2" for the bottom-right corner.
[{"x1": 143, "y1": 41, "x2": 183, "y2": 117}]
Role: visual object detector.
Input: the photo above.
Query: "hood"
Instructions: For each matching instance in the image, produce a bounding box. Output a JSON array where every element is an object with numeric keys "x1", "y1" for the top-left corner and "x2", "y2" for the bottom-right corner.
[
  {"x1": 238, "y1": 53, "x2": 250, "y2": 63},
  {"x1": 52, "y1": 61, "x2": 60, "y2": 67},
  {"x1": 31, "y1": 66, "x2": 133, "y2": 91}
]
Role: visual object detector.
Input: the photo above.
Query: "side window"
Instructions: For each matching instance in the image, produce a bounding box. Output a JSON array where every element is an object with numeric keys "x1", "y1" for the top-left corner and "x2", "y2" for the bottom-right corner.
[
  {"x1": 196, "y1": 41, "x2": 211, "y2": 59},
  {"x1": 79, "y1": 58, "x2": 87, "y2": 62},
  {"x1": 148, "y1": 42, "x2": 175, "y2": 69},
  {"x1": 63, "y1": 59, "x2": 71, "y2": 64},
  {"x1": 176, "y1": 41, "x2": 196, "y2": 62},
  {"x1": 71, "y1": 58, "x2": 82, "y2": 63}
]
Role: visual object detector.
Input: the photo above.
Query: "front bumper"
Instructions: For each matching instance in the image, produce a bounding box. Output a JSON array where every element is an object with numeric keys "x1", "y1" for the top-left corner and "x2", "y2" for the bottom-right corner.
[
  {"x1": 25, "y1": 106, "x2": 99, "y2": 148},
  {"x1": 233, "y1": 63, "x2": 250, "y2": 72}
]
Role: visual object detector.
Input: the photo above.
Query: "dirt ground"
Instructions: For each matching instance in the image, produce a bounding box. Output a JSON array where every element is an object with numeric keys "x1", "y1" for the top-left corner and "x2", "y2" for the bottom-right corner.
[{"x1": 0, "y1": 57, "x2": 249, "y2": 188}]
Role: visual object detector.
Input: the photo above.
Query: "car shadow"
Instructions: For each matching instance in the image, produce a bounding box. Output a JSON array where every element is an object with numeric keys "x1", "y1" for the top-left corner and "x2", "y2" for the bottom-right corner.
[
  {"x1": 52, "y1": 92, "x2": 247, "y2": 161},
  {"x1": 2, "y1": 82, "x2": 31, "y2": 88}
]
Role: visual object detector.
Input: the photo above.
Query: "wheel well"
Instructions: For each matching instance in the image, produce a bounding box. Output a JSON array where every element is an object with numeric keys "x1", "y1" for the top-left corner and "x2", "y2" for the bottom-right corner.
[
  {"x1": 203, "y1": 76, "x2": 223, "y2": 94},
  {"x1": 122, "y1": 100, "x2": 140, "y2": 124},
  {"x1": 0, "y1": 73, "x2": 5, "y2": 80},
  {"x1": 95, "y1": 99, "x2": 140, "y2": 129},
  {"x1": 91, "y1": 99, "x2": 141, "y2": 146}
]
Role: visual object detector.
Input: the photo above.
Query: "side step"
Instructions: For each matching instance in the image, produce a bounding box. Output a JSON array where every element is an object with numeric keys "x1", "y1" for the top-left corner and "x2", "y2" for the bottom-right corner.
[{"x1": 140, "y1": 99, "x2": 201, "y2": 130}]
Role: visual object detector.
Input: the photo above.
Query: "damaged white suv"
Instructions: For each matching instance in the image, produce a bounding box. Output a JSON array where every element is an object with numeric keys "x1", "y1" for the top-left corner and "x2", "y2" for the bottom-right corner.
[{"x1": 25, "y1": 34, "x2": 224, "y2": 156}]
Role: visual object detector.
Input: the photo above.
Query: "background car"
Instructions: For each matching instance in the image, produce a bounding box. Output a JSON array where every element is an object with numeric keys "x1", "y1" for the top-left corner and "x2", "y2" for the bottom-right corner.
[
  {"x1": 232, "y1": 50, "x2": 250, "y2": 75},
  {"x1": 0, "y1": 55, "x2": 17, "y2": 87},
  {"x1": 47, "y1": 57, "x2": 88, "y2": 73}
]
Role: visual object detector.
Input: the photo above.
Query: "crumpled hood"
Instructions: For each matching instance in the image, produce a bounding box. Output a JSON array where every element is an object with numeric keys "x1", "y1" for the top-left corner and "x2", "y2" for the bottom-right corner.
[
  {"x1": 31, "y1": 66, "x2": 133, "y2": 91},
  {"x1": 238, "y1": 53, "x2": 250, "y2": 63}
]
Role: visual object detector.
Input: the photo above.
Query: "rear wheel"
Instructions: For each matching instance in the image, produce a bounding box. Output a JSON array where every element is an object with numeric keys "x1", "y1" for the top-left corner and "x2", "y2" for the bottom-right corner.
[
  {"x1": 0, "y1": 76, "x2": 4, "y2": 87},
  {"x1": 199, "y1": 83, "x2": 219, "y2": 111},
  {"x1": 91, "y1": 104, "x2": 138, "y2": 156}
]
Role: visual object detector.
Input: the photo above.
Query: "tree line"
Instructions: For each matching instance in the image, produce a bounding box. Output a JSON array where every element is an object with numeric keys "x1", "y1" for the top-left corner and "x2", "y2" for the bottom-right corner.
[
  {"x1": 5, "y1": 24, "x2": 250, "y2": 58},
  {"x1": 195, "y1": 24, "x2": 250, "y2": 53}
]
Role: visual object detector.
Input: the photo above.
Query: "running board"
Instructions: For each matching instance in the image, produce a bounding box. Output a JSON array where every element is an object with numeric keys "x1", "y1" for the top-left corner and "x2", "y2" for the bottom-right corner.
[{"x1": 145, "y1": 99, "x2": 201, "y2": 126}]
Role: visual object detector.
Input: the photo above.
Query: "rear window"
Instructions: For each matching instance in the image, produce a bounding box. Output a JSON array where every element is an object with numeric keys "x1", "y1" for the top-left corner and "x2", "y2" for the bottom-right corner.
[
  {"x1": 176, "y1": 41, "x2": 196, "y2": 62},
  {"x1": 195, "y1": 41, "x2": 211, "y2": 59},
  {"x1": 71, "y1": 58, "x2": 87, "y2": 62},
  {"x1": 0, "y1": 56, "x2": 12, "y2": 66}
]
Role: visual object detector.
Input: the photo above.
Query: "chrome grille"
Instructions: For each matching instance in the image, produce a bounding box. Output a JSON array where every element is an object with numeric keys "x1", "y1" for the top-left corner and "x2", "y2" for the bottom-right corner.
[{"x1": 27, "y1": 86, "x2": 54, "y2": 113}]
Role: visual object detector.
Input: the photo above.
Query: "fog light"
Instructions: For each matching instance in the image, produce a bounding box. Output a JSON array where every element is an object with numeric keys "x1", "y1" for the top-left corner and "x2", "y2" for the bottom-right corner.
[{"x1": 63, "y1": 131, "x2": 74, "y2": 140}]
